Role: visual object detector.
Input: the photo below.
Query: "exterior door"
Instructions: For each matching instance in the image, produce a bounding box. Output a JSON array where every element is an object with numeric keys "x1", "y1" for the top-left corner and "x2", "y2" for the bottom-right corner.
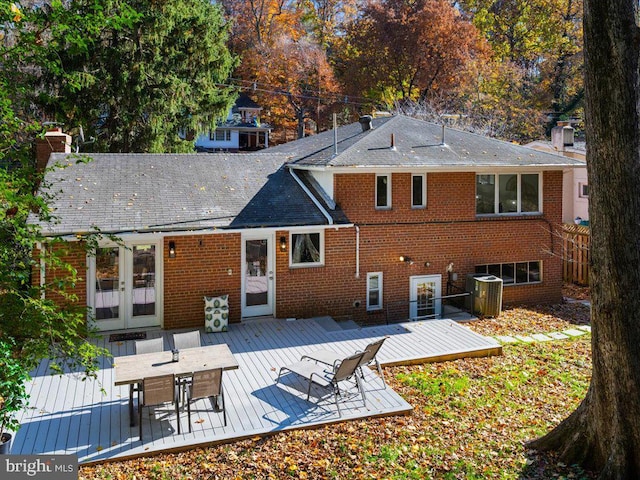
[
  {"x1": 91, "y1": 242, "x2": 161, "y2": 331},
  {"x1": 410, "y1": 275, "x2": 442, "y2": 320},
  {"x1": 242, "y1": 235, "x2": 274, "y2": 317}
]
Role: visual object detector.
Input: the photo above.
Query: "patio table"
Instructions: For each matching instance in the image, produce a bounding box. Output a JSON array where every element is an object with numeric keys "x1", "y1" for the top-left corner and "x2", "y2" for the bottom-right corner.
[{"x1": 114, "y1": 343, "x2": 239, "y2": 426}]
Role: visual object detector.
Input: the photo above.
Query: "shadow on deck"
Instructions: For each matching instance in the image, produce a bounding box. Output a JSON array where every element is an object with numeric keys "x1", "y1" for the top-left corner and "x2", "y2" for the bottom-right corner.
[{"x1": 13, "y1": 316, "x2": 500, "y2": 464}]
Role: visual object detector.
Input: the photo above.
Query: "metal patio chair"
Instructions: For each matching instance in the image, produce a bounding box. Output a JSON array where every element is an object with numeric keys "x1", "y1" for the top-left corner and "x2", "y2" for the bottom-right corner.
[
  {"x1": 173, "y1": 330, "x2": 201, "y2": 350},
  {"x1": 185, "y1": 368, "x2": 226, "y2": 430},
  {"x1": 277, "y1": 352, "x2": 366, "y2": 417},
  {"x1": 135, "y1": 337, "x2": 164, "y2": 354},
  {"x1": 138, "y1": 374, "x2": 180, "y2": 441},
  {"x1": 301, "y1": 337, "x2": 387, "y2": 387}
]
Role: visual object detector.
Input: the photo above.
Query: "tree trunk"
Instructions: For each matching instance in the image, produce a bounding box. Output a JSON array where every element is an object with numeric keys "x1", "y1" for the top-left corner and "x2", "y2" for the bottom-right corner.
[{"x1": 529, "y1": 1, "x2": 640, "y2": 477}]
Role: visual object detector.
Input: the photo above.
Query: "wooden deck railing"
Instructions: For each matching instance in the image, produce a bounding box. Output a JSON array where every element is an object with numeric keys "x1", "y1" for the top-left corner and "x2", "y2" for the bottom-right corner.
[{"x1": 562, "y1": 223, "x2": 590, "y2": 285}]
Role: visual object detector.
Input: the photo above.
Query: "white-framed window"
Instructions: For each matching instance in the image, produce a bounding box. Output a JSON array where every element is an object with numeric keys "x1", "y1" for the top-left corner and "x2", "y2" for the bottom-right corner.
[
  {"x1": 367, "y1": 272, "x2": 383, "y2": 310},
  {"x1": 209, "y1": 129, "x2": 231, "y2": 142},
  {"x1": 476, "y1": 173, "x2": 541, "y2": 215},
  {"x1": 475, "y1": 260, "x2": 542, "y2": 285},
  {"x1": 290, "y1": 231, "x2": 324, "y2": 267},
  {"x1": 579, "y1": 183, "x2": 589, "y2": 198},
  {"x1": 412, "y1": 173, "x2": 426, "y2": 208},
  {"x1": 375, "y1": 174, "x2": 391, "y2": 209}
]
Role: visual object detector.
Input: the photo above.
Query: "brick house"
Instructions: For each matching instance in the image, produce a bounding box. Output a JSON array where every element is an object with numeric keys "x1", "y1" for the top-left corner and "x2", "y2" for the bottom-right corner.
[{"x1": 33, "y1": 115, "x2": 583, "y2": 332}]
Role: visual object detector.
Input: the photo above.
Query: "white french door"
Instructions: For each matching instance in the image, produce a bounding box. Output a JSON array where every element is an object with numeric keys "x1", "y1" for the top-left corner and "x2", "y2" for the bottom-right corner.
[
  {"x1": 241, "y1": 234, "x2": 274, "y2": 317},
  {"x1": 410, "y1": 275, "x2": 442, "y2": 320},
  {"x1": 89, "y1": 241, "x2": 162, "y2": 331}
]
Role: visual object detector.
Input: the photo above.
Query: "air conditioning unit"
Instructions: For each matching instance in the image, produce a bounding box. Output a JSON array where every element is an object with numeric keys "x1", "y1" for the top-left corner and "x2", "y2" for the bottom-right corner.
[
  {"x1": 465, "y1": 273, "x2": 488, "y2": 311},
  {"x1": 466, "y1": 274, "x2": 503, "y2": 317}
]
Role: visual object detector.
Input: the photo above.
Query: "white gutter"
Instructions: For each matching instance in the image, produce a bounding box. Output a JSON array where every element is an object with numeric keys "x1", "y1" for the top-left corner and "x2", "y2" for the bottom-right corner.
[
  {"x1": 355, "y1": 225, "x2": 360, "y2": 279},
  {"x1": 45, "y1": 223, "x2": 356, "y2": 242},
  {"x1": 288, "y1": 168, "x2": 334, "y2": 225}
]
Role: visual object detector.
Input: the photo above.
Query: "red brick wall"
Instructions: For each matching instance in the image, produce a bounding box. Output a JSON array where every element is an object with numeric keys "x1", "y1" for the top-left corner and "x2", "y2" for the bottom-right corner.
[
  {"x1": 270, "y1": 170, "x2": 565, "y2": 322},
  {"x1": 45, "y1": 170, "x2": 565, "y2": 329},
  {"x1": 163, "y1": 234, "x2": 241, "y2": 329},
  {"x1": 335, "y1": 172, "x2": 477, "y2": 223},
  {"x1": 35, "y1": 241, "x2": 88, "y2": 307}
]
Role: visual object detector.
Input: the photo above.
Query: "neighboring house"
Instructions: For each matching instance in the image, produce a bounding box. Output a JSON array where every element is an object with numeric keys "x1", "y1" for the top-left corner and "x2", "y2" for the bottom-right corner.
[
  {"x1": 33, "y1": 115, "x2": 584, "y2": 332},
  {"x1": 194, "y1": 94, "x2": 271, "y2": 152},
  {"x1": 526, "y1": 121, "x2": 588, "y2": 225}
]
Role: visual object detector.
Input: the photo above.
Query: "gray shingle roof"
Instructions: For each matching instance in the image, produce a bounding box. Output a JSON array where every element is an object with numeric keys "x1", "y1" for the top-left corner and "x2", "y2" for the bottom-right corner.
[
  {"x1": 268, "y1": 115, "x2": 585, "y2": 169},
  {"x1": 35, "y1": 153, "x2": 331, "y2": 236}
]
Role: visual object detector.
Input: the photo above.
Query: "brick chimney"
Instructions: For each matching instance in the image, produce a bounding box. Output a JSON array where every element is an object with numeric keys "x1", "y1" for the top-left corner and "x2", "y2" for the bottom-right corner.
[
  {"x1": 551, "y1": 121, "x2": 575, "y2": 152},
  {"x1": 35, "y1": 128, "x2": 71, "y2": 173}
]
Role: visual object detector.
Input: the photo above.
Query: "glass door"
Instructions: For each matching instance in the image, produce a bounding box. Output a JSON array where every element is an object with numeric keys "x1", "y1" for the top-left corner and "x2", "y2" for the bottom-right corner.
[
  {"x1": 129, "y1": 244, "x2": 157, "y2": 326},
  {"x1": 94, "y1": 247, "x2": 123, "y2": 330},
  {"x1": 90, "y1": 242, "x2": 161, "y2": 331},
  {"x1": 242, "y1": 236, "x2": 273, "y2": 317},
  {"x1": 410, "y1": 275, "x2": 442, "y2": 320}
]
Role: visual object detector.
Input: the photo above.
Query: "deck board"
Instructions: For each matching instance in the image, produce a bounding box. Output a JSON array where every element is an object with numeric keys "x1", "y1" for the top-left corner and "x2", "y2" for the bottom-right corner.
[{"x1": 12, "y1": 316, "x2": 500, "y2": 464}]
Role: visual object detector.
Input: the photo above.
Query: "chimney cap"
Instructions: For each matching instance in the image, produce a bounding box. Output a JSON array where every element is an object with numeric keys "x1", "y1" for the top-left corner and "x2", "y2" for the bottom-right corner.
[{"x1": 358, "y1": 115, "x2": 373, "y2": 132}]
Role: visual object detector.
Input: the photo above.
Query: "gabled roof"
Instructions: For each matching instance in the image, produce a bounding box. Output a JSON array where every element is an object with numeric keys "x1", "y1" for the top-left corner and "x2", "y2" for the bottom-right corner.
[
  {"x1": 232, "y1": 94, "x2": 262, "y2": 112},
  {"x1": 267, "y1": 115, "x2": 585, "y2": 170},
  {"x1": 35, "y1": 153, "x2": 342, "y2": 236}
]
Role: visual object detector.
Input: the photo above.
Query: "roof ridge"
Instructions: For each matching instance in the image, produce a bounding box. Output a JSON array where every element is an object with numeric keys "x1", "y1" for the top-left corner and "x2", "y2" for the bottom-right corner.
[{"x1": 326, "y1": 115, "x2": 400, "y2": 166}]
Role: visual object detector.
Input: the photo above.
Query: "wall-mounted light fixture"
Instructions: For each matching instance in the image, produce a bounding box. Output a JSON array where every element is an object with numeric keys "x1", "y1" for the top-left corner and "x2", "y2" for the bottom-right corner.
[
  {"x1": 168, "y1": 241, "x2": 176, "y2": 258},
  {"x1": 399, "y1": 255, "x2": 413, "y2": 265},
  {"x1": 424, "y1": 261, "x2": 431, "y2": 268},
  {"x1": 280, "y1": 236, "x2": 287, "y2": 252}
]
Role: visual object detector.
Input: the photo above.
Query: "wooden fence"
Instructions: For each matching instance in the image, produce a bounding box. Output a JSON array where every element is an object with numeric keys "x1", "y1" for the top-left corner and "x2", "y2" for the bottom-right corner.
[{"x1": 562, "y1": 223, "x2": 590, "y2": 285}]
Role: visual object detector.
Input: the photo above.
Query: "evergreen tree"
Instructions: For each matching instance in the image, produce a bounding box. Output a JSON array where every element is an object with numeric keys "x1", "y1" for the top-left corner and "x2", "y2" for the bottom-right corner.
[{"x1": 35, "y1": 0, "x2": 238, "y2": 153}]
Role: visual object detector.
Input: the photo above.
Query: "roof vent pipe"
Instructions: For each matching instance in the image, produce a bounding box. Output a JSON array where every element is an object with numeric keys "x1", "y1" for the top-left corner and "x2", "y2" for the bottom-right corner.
[
  {"x1": 442, "y1": 124, "x2": 445, "y2": 145},
  {"x1": 359, "y1": 115, "x2": 372, "y2": 132},
  {"x1": 391, "y1": 133, "x2": 396, "y2": 149}
]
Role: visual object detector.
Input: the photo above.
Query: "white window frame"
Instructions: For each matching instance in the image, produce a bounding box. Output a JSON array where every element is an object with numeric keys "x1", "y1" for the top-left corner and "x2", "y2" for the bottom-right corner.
[
  {"x1": 210, "y1": 129, "x2": 231, "y2": 142},
  {"x1": 476, "y1": 173, "x2": 542, "y2": 215},
  {"x1": 366, "y1": 272, "x2": 383, "y2": 311},
  {"x1": 411, "y1": 173, "x2": 427, "y2": 209},
  {"x1": 375, "y1": 174, "x2": 391, "y2": 209},
  {"x1": 579, "y1": 183, "x2": 589, "y2": 198},
  {"x1": 289, "y1": 230, "x2": 324, "y2": 268}
]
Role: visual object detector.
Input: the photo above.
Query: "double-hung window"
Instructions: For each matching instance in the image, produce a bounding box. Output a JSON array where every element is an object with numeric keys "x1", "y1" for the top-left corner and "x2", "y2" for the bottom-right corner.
[
  {"x1": 210, "y1": 129, "x2": 231, "y2": 142},
  {"x1": 412, "y1": 174, "x2": 426, "y2": 208},
  {"x1": 476, "y1": 173, "x2": 541, "y2": 215},
  {"x1": 367, "y1": 272, "x2": 383, "y2": 311},
  {"x1": 290, "y1": 231, "x2": 323, "y2": 267},
  {"x1": 376, "y1": 174, "x2": 391, "y2": 209}
]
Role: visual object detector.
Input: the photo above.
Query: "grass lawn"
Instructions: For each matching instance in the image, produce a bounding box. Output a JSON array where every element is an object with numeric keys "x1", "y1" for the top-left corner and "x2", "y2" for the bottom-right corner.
[{"x1": 80, "y1": 301, "x2": 594, "y2": 479}]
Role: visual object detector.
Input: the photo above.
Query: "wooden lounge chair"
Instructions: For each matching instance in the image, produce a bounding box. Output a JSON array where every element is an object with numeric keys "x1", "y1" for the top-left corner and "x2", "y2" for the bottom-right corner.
[
  {"x1": 301, "y1": 337, "x2": 387, "y2": 387},
  {"x1": 277, "y1": 352, "x2": 366, "y2": 417},
  {"x1": 185, "y1": 369, "x2": 226, "y2": 430},
  {"x1": 138, "y1": 374, "x2": 179, "y2": 441}
]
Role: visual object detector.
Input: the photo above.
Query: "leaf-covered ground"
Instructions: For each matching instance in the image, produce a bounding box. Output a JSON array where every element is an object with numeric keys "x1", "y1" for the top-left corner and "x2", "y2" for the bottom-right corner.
[{"x1": 80, "y1": 296, "x2": 594, "y2": 480}]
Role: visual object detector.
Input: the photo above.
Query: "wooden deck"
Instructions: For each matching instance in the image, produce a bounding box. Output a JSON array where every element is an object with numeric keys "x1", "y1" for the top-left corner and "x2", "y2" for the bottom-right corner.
[{"x1": 12, "y1": 316, "x2": 501, "y2": 464}]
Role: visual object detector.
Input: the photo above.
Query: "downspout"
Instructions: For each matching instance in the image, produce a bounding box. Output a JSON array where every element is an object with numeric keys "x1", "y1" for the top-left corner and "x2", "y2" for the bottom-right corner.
[
  {"x1": 355, "y1": 225, "x2": 360, "y2": 279},
  {"x1": 288, "y1": 168, "x2": 334, "y2": 225},
  {"x1": 37, "y1": 241, "x2": 46, "y2": 299}
]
